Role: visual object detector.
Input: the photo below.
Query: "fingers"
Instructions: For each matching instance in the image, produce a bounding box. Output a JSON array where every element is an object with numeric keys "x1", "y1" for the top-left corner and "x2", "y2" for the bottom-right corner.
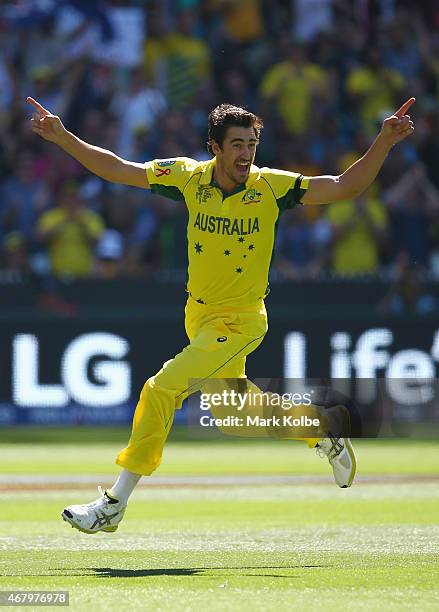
[
  {"x1": 395, "y1": 125, "x2": 414, "y2": 138},
  {"x1": 30, "y1": 117, "x2": 43, "y2": 135},
  {"x1": 395, "y1": 117, "x2": 413, "y2": 130},
  {"x1": 386, "y1": 116, "x2": 413, "y2": 129},
  {"x1": 30, "y1": 114, "x2": 45, "y2": 128},
  {"x1": 400, "y1": 127, "x2": 414, "y2": 137},
  {"x1": 26, "y1": 96, "x2": 50, "y2": 115},
  {"x1": 383, "y1": 112, "x2": 415, "y2": 143},
  {"x1": 394, "y1": 97, "x2": 416, "y2": 118},
  {"x1": 395, "y1": 122, "x2": 415, "y2": 140},
  {"x1": 30, "y1": 114, "x2": 53, "y2": 138},
  {"x1": 386, "y1": 116, "x2": 402, "y2": 126}
]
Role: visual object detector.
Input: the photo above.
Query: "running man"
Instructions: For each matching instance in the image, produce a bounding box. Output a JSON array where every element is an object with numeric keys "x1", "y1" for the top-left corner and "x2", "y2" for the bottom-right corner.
[{"x1": 28, "y1": 96, "x2": 415, "y2": 534}]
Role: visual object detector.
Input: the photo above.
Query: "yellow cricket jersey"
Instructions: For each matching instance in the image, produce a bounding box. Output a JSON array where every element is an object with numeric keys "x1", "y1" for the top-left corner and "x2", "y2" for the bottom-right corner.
[{"x1": 145, "y1": 157, "x2": 309, "y2": 306}]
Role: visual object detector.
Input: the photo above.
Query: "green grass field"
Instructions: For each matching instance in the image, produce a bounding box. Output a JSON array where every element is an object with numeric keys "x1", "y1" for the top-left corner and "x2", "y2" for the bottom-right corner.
[{"x1": 1, "y1": 430, "x2": 438, "y2": 611}]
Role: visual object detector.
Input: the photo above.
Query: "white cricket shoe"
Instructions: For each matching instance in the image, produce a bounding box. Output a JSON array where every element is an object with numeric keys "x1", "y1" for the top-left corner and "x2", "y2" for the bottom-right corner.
[
  {"x1": 316, "y1": 436, "x2": 357, "y2": 488},
  {"x1": 61, "y1": 487, "x2": 126, "y2": 534}
]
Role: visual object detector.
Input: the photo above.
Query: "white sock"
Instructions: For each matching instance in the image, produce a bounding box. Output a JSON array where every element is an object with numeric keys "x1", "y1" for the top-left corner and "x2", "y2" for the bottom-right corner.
[{"x1": 108, "y1": 469, "x2": 142, "y2": 505}]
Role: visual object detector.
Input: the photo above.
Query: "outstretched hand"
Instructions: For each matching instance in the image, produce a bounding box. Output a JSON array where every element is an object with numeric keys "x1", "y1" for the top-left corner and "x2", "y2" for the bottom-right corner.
[
  {"x1": 380, "y1": 97, "x2": 415, "y2": 146},
  {"x1": 27, "y1": 96, "x2": 66, "y2": 144}
]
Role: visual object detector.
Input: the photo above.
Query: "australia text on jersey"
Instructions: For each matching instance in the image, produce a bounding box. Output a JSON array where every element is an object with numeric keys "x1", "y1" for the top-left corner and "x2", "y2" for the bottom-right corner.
[{"x1": 194, "y1": 212, "x2": 260, "y2": 235}]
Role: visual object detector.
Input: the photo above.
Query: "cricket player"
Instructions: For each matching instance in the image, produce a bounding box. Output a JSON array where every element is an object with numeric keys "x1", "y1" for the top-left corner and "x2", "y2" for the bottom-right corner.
[{"x1": 28, "y1": 96, "x2": 415, "y2": 534}]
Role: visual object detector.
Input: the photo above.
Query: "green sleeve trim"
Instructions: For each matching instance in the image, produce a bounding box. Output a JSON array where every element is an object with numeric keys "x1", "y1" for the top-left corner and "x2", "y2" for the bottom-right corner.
[
  {"x1": 262, "y1": 174, "x2": 305, "y2": 214},
  {"x1": 277, "y1": 187, "x2": 306, "y2": 212},
  {"x1": 277, "y1": 174, "x2": 306, "y2": 213},
  {"x1": 150, "y1": 183, "x2": 185, "y2": 202}
]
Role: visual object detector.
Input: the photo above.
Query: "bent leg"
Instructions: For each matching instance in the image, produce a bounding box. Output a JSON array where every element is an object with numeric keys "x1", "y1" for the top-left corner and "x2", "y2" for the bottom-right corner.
[
  {"x1": 116, "y1": 315, "x2": 266, "y2": 475},
  {"x1": 207, "y1": 377, "x2": 325, "y2": 447}
]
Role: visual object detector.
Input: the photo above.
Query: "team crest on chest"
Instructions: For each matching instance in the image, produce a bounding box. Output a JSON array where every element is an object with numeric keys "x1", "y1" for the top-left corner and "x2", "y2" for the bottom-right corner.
[
  {"x1": 242, "y1": 188, "x2": 262, "y2": 204},
  {"x1": 196, "y1": 185, "x2": 214, "y2": 204}
]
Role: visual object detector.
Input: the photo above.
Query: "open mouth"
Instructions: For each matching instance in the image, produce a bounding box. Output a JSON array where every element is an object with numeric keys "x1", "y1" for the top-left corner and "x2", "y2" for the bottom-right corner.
[{"x1": 236, "y1": 161, "x2": 250, "y2": 174}]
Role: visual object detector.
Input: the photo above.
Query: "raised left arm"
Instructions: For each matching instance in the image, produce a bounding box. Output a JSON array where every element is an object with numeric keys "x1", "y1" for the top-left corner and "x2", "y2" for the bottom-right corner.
[{"x1": 302, "y1": 98, "x2": 415, "y2": 206}]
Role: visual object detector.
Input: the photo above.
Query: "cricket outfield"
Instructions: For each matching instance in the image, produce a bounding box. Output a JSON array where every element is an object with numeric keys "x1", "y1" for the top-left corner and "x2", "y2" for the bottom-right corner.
[{"x1": 0, "y1": 429, "x2": 438, "y2": 611}]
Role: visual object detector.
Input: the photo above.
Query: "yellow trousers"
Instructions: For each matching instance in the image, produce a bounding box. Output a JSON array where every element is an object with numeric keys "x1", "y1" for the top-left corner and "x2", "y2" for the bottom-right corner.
[{"x1": 116, "y1": 297, "x2": 321, "y2": 475}]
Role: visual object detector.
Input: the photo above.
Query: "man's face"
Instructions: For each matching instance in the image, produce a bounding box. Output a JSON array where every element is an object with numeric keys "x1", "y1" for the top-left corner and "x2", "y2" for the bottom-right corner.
[{"x1": 212, "y1": 126, "x2": 259, "y2": 185}]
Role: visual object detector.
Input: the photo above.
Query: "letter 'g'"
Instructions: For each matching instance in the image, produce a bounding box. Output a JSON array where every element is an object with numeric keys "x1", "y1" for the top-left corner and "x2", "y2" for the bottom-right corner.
[{"x1": 200, "y1": 393, "x2": 211, "y2": 410}]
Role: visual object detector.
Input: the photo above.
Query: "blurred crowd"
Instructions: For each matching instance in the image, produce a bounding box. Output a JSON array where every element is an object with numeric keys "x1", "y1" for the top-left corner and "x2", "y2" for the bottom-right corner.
[{"x1": 1, "y1": 0, "x2": 439, "y2": 287}]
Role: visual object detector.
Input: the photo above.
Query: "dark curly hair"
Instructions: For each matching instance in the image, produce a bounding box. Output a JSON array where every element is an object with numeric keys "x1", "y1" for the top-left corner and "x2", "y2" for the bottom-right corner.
[{"x1": 207, "y1": 104, "x2": 263, "y2": 155}]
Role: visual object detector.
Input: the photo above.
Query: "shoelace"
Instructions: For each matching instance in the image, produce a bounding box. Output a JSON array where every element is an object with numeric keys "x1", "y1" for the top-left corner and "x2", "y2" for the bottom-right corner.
[
  {"x1": 316, "y1": 435, "x2": 344, "y2": 461},
  {"x1": 315, "y1": 445, "x2": 326, "y2": 459},
  {"x1": 86, "y1": 486, "x2": 111, "y2": 509}
]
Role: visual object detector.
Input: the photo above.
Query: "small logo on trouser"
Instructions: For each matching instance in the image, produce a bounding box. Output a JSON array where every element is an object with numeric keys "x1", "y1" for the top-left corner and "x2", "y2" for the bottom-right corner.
[{"x1": 217, "y1": 336, "x2": 227, "y2": 342}]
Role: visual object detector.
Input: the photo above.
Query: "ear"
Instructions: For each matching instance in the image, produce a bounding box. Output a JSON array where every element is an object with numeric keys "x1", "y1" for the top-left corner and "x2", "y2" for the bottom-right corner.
[{"x1": 210, "y1": 140, "x2": 221, "y2": 156}]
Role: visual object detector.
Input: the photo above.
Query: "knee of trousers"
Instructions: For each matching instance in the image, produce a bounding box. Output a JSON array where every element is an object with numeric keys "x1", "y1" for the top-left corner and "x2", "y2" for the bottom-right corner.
[
  {"x1": 142, "y1": 368, "x2": 189, "y2": 407},
  {"x1": 135, "y1": 376, "x2": 183, "y2": 428}
]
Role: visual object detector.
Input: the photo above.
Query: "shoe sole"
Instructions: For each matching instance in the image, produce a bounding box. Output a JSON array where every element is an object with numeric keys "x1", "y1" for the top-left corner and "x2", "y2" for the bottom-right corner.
[
  {"x1": 61, "y1": 511, "x2": 118, "y2": 534},
  {"x1": 341, "y1": 437, "x2": 357, "y2": 488}
]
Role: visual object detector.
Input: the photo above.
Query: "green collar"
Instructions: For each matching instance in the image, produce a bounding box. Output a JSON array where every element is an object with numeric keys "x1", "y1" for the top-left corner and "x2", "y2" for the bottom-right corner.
[
  {"x1": 211, "y1": 178, "x2": 246, "y2": 198},
  {"x1": 199, "y1": 158, "x2": 261, "y2": 194}
]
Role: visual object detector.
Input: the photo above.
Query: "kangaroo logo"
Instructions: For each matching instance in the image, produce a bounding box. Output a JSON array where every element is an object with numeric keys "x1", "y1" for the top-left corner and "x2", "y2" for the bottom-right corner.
[{"x1": 242, "y1": 188, "x2": 262, "y2": 204}]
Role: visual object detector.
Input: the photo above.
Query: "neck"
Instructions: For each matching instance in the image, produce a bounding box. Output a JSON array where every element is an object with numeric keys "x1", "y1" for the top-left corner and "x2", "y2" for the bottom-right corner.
[{"x1": 213, "y1": 162, "x2": 240, "y2": 193}]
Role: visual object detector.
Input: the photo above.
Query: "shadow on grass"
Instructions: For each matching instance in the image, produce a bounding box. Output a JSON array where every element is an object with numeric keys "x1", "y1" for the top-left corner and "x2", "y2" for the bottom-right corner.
[
  {"x1": 82, "y1": 565, "x2": 327, "y2": 578},
  {"x1": 8, "y1": 565, "x2": 328, "y2": 578},
  {"x1": 91, "y1": 567, "x2": 203, "y2": 577}
]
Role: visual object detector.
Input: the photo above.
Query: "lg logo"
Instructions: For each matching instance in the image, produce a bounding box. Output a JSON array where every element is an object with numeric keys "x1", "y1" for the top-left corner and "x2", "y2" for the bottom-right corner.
[{"x1": 12, "y1": 333, "x2": 131, "y2": 407}]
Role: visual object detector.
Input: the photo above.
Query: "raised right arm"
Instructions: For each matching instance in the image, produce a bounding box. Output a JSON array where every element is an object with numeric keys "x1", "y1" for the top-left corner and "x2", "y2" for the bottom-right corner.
[{"x1": 27, "y1": 96, "x2": 149, "y2": 189}]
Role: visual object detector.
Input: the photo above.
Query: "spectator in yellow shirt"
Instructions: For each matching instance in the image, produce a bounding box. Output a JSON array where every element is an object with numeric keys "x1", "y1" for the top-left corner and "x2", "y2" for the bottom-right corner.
[
  {"x1": 346, "y1": 49, "x2": 405, "y2": 136},
  {"x1": 210, "y1": 0, "x2": 264, "y2": 44},
  {"x1": 37, "y1": 181, "x2": 104, "y2": 278},
  {"x1": 260, "y1": 43, "x2": 329, "y2": 135},
  {"x1": 144, "y1": 11, "x2": 211, "y2": 110},
  {"x1": 326, "y1": 189, "x2": 388, "y2": 275}
]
